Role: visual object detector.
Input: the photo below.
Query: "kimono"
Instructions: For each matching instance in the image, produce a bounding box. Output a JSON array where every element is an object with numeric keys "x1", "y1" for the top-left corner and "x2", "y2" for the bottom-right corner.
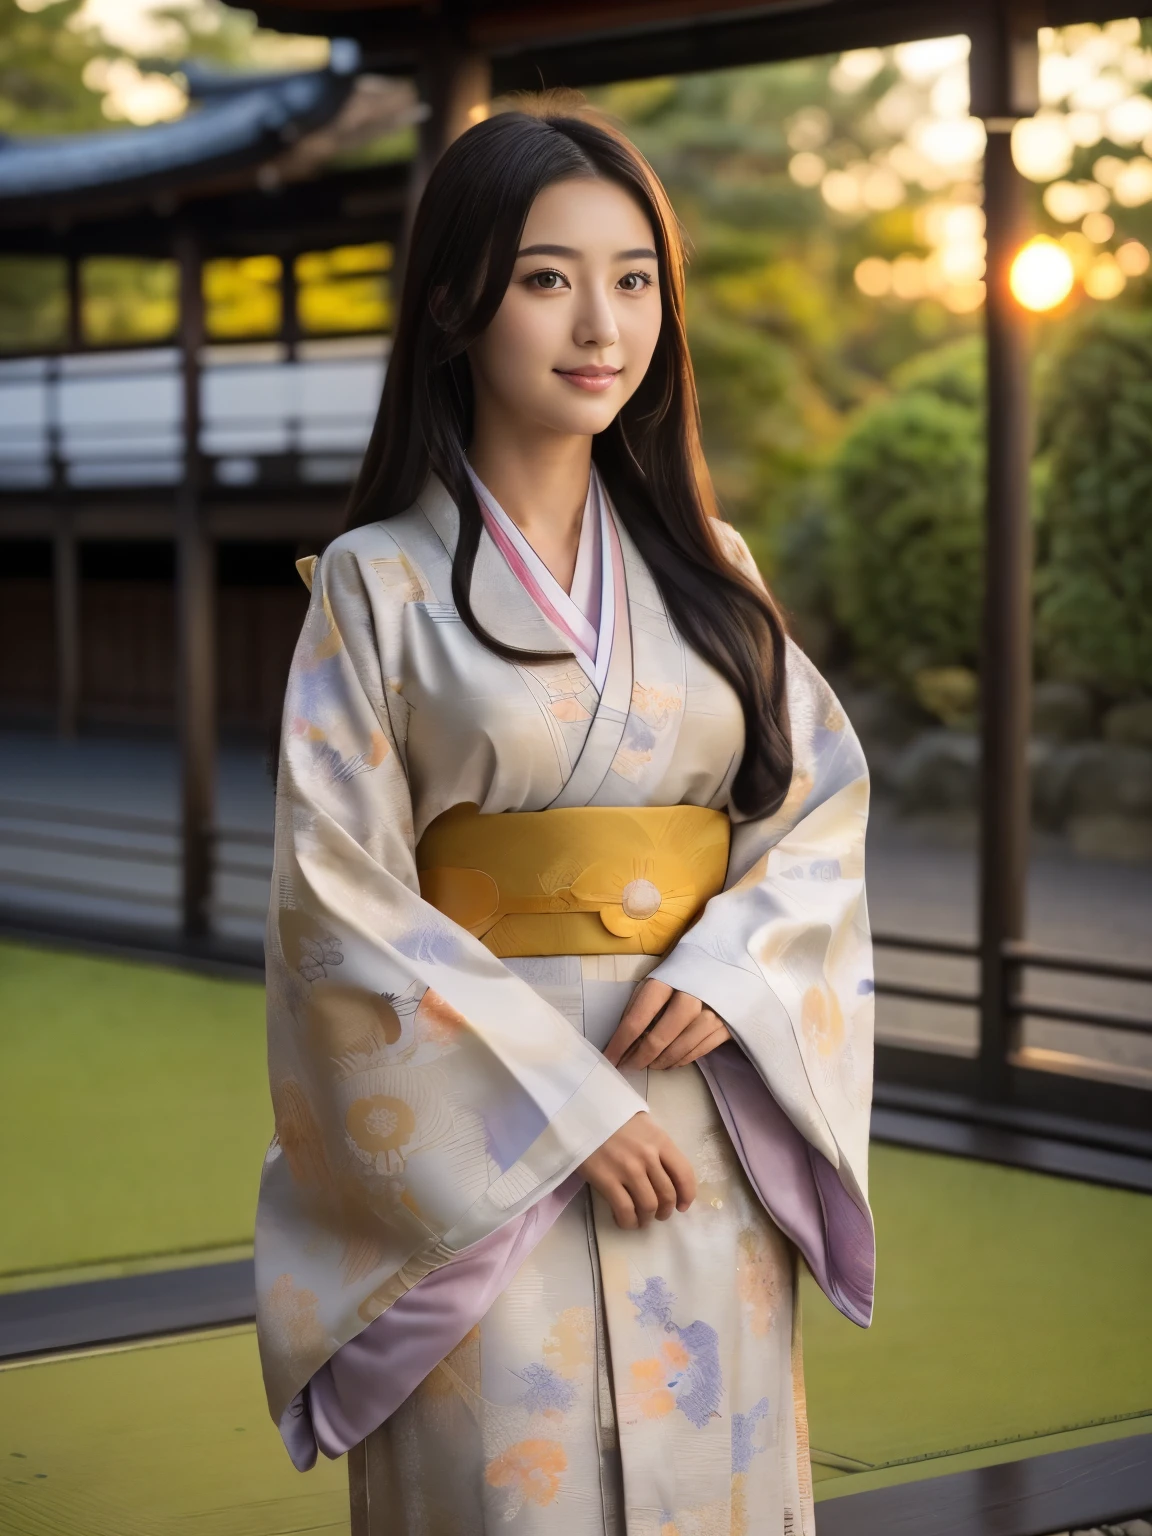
[{"x1": 255, "y1": 466, "x2": 875, "y2": 1536}]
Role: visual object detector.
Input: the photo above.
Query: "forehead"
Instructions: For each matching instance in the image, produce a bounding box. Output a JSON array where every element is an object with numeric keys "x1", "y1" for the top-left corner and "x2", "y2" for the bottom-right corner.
[{"x1": 520, "y1": 177, "x2": 656, "y2": 252}]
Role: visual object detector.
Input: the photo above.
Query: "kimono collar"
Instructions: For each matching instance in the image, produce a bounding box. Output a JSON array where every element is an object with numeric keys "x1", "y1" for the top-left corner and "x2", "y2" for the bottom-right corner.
[{"x1": 464, "y1": 462, "x2": 616, "y2": 695}]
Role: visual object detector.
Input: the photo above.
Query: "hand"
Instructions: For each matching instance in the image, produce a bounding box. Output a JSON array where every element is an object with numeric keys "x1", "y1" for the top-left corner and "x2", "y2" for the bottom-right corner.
[
  {"x1": 604, "y1": 980, "x2": 731, "y2": 1071},
  {"x1": 577, "y1": 1112, "x2": 697, "y2": 1229}
]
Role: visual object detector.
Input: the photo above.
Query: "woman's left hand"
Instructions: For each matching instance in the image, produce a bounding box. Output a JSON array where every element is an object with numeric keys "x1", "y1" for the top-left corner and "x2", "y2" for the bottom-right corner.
[{"x1": 603, "y1": 980, "x2": 731, "y2": 1071}]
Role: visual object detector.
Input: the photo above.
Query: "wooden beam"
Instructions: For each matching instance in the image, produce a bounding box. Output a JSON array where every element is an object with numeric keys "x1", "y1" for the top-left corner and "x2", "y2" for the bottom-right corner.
[
  {"x1": 175, "y1": 231, "x2": 216, "y2": 939},
  {"x1": 0, "y1": 1260, "x2": 254, "y2": 1361},
  {"x1": 815, "y1": 1434, "x2": 1152, "y2": 1536},
  {"x1": 397, "y1": 31, "x2": 491, "y2": 283}
]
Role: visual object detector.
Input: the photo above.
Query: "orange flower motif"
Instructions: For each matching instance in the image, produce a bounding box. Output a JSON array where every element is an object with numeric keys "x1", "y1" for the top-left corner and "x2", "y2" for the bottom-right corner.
[
  {"x1": 272, "y1": 1078, "x2": 332, "y2": 1189},
  {"x1": 661, "y1": 1338, "x2": 690, "y2": 1371},
  {"x1": 631, "y1": 1356, "x2": 665, "y2": 1390},
  {"x1": 337, "y1": 1061, "x2": 453, "y2": 1175},
  {"x1": 264, "y1": 1273, "x2": 327, "y2": 1373},
  {"x1": 485, "y1": 1439, "x2": 567, "y2": 1506},
  {"x1": 345, "y1": 1094, "x2": 416, "y2": 1159},
  {"x1": 628, "y1": 1353, "x2": 678, "y2": 1419},
  {"x1": 801, "y1": 984, "x2": 845, "y2": 1058},
  {"x1": 415, "y1": 988, "x2": 469, "y2": 1046},
  {"x1": 642, "y1": 1388, "x2": 676, "y2": 1419},
  {"x1": 737, "y1": 1226, "x2": 782, "y2": 1336}
]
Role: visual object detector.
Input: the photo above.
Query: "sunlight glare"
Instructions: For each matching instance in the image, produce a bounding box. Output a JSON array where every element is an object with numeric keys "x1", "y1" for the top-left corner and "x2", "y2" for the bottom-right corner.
[{"x1": 1009, "y1": 238, "x2": 1075, "y2": 311}]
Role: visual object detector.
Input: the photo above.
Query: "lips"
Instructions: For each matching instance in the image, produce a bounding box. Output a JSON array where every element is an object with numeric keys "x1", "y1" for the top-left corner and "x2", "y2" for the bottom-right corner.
[{"x1": 555, "y1": 365, "x2": 621, "y2": 393}]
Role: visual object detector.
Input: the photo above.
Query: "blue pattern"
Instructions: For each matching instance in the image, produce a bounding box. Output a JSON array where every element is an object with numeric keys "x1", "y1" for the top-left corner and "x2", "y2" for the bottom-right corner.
[
  {"x1": 732, "y1": 1396, "x2": 770, "y2": 1474},
  {"x1": 629, "y1": 1275, "x2": 723, "y2": 1431},
  {"x1": 515, "y1": 1362, "x2": 577, "y2": 1416}
]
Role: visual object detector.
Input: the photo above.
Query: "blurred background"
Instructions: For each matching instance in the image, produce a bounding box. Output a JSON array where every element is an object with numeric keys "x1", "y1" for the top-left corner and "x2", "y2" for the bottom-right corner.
[
  {"x1": 1, "y1": 0, "x2": 1149, "y2": 1070},
  {"x1": 0, "y1": 4, "x2": 1150, "y2": 1533}
]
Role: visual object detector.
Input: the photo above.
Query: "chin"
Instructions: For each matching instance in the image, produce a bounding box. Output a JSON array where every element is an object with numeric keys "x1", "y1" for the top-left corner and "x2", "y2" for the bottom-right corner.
[{"x1": 536, "y1": 396, "x2": 624, "y2": 439}]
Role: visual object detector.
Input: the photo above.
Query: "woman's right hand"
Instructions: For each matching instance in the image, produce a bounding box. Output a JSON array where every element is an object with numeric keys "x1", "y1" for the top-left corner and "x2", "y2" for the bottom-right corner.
[{"x1": 577, "y1": 1112, "x2": 697, "y2": 1230}]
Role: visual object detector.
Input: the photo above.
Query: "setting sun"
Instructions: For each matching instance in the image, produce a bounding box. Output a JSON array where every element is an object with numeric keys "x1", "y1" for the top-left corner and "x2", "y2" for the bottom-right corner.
[{"x1": 1009, "y1": 237, "x2": 1075, "y2": 311}]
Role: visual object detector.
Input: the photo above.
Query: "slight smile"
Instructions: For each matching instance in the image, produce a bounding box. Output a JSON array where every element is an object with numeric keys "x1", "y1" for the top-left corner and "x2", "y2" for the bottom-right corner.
[{"x1": 554, "y1": 365, "x2": 622, "y2": 393}]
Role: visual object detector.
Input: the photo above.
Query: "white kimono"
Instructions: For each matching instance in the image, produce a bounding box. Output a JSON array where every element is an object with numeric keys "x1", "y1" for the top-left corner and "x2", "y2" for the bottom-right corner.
[{"x1": 255, "y1": 470, "x2": 875, "y2": 1536}]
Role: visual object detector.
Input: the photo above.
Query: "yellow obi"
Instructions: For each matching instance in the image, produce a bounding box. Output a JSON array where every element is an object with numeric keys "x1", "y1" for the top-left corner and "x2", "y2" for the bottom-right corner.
[{"x1": 416, "y1": 803, "x2": 731, "y2": 958}]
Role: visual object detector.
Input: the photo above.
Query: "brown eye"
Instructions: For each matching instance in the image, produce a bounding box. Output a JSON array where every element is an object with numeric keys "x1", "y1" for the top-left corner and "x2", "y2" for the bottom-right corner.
[
  {"x1": 618, "y1": 271, "x2": 653, "y2": 292},
  {"x1": 529, "y1": 270, "x2": 567, "y2": 290}
]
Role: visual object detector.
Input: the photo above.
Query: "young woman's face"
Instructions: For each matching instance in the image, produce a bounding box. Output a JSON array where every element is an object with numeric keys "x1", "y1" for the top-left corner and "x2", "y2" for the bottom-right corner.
[{"x1": 467, "y1": 176, "x2": 663, "y2": 440}]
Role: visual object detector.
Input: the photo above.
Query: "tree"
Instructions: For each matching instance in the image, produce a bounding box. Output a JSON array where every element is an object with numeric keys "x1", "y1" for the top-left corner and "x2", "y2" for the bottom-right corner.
[{"x1": 0, "y1": 0, "x2": 111, "y2": 135}]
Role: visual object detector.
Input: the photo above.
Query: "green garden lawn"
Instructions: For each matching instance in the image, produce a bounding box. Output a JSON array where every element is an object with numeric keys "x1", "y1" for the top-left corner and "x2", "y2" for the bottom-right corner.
[
  {"x1": 1, "y1": 938, "x2": 1150, "y2": 1514},
  {"x1": 0, "y1": 1327, "x2": 348, "y2": 1536},
  {"x1": 0, "y1": 941, "x2": 270, "y2": 1282},
  {"x1": 805, "y1": 1145, "x2": 1152, "y2": 1491}
]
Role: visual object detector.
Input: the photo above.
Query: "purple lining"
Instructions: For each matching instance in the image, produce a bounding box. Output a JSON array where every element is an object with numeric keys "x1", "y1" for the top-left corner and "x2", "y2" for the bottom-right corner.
[
  {"x1": 282, "y1": 1046, "x2": 874, "y2": 1468},
  {"x1": 282, "y1": 1174, "x2": 584, "y2": 1470},
  {"x1": 698, "y1": 1042, "x2": 874, "y2": 1327}
]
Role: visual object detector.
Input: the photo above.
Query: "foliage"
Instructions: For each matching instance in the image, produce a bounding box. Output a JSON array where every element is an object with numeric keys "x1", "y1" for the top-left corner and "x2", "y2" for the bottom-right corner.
[
  {"x1": 0, "y1": 0, "x2": 110, "y2": 135},
  {"x1": 296, "y1": 244, "x2": 393, "y2": 335},
  {"x1": 0, "y1": 257, "x2": 67, "y2": 351},
  {"x1": 1036, "y1": 311, "x2": 1152, "y2": 699},
  {"x1": 204, "y1": 255, "x2": 282, "y2": 340},
  {"x1": 83, "y1": 258, "x2": 178, "y2": 346},
  {"x1": 825, "y1": 341, "x2": 984, "y2": 689},
  {"x1": 590, "y1": 64, "x2": 981, "y2": 566},
  {"x1": 889, "y1": 335, "x2": 985, "y2": 410},
  {"x1": 912, "y1": 666, "x2": 978, "y2": 729}
]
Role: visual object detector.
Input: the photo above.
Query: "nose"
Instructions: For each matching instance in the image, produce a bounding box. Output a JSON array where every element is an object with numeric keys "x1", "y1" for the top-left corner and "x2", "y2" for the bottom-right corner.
[{"x1": 572, "y1": 280, "x2": 619, "y2": 350}]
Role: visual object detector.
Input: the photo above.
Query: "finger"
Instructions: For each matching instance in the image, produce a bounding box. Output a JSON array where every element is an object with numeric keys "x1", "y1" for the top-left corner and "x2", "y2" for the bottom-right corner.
[
  {"x1": 648, "y1": 1010, "x2": 723, "y2": 1070},
  {"x1": 679, "y1": 1027, "x2": 731, "y2": 1066},
  {"x1": 599, "y1": 1181, "x2": 639, "y2": 1231},
  {"x1": 621, "y1": 1167, "x2": 661, "y2": 1228},
  {"x1": 624, "y1": 992, "x2": 702, "y2": 1070},
  {"x1": 620, "y1": 990, "x2": 698, "y2": 1068},
  {"x1": 661, "y1": 1143, "x2": 697, "y2": 1212},
  {"x1": 603, "y1": 980, "x2": 672, "y2": 1066},
  {"x1": 645, "y1": 1154, "x2": 678, "y2": 1220}
]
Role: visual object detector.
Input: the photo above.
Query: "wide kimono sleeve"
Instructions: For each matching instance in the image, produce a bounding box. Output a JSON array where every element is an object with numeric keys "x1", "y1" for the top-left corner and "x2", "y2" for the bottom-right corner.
[
  {"x1": 255, "y1": 529, "x2": 649, "y2": 1429},
  {"x1": 648, "y1": 526, "x2": 876, "y2": 1327}
]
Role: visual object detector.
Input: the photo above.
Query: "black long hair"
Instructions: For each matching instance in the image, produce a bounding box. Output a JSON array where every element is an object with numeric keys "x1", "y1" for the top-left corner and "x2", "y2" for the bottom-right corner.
[{"x1": 345, "y1": 103, "x2": 792, "y2": 818}]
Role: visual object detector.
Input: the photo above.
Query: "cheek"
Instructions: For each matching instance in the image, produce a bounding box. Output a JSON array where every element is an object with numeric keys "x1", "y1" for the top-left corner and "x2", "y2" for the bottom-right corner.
[
  {"x1": 619, "y1": 298, "x2": 663, "y2": 382},
  {"x1": 478, "y1": 297, "x2": 563, "y2": 390}
]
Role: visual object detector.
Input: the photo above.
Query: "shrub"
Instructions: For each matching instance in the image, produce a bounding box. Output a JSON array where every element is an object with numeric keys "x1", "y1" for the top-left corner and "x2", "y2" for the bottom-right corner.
[
  {"x1": 1036, "y1": 312, "x2": 1152, "y2": 700},
  {"x1": 825, "y1": 341, "x2": 984, "y2": 691}
]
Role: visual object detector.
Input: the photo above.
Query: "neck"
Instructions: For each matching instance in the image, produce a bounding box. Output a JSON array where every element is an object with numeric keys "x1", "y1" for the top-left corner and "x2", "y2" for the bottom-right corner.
[{"x1": 467, "y1": 411, "x2": 592, "y2": 591}]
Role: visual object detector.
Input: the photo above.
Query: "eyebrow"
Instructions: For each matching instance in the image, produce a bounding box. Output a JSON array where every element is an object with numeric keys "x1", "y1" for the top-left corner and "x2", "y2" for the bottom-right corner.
[{"x1": 516, "y1": 243, "x2": 658, "y2": 260}]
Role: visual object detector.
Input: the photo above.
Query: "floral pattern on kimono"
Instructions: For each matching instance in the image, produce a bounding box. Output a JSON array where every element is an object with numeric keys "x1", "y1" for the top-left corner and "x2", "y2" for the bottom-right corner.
[{"x1": 256, "y1": 475, "x2": 874, "y2": 1536}]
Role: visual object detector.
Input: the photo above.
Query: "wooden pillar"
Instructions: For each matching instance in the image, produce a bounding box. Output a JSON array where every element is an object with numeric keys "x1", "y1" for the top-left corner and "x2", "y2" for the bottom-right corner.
[
  {"x1": 397, "y1": 31, "x2": 491, "y2": 283},
  {"x1": 282, "y1": 251, "x2": 301, "y2": 470},
  {"x1": 970, "y1": 6, "x2": 1041, "y2": 1099},
  {"x1": 50, "y1": 259, "x2": 81, "y2": 736},
  {"x1": 53, "y1": 513, "x2": 80, "y2": 738},
  {"x1": 175, "y1": 231, "x2": 216, "y2": 939}
]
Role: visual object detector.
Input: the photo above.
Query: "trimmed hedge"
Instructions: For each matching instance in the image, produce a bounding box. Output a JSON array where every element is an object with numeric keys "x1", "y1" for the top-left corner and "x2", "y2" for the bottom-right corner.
[
  {"x1": 1037, "y1": 312, "x2": 1152, "y2": 699},
  {"x1": 826, "y1": 341, "x2": 984, "y2": 687}
]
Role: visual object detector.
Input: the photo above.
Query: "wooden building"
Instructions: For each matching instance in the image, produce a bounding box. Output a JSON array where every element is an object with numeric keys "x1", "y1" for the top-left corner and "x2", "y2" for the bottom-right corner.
[{"x1": 0, "y1": 53, "x2": 410, "y2": 741}]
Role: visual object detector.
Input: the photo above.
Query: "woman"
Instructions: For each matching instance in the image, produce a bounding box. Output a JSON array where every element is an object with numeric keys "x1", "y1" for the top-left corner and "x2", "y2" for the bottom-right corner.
[{"x1": 256, "y1": 102, "x2": 874, "y2": 1536}]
